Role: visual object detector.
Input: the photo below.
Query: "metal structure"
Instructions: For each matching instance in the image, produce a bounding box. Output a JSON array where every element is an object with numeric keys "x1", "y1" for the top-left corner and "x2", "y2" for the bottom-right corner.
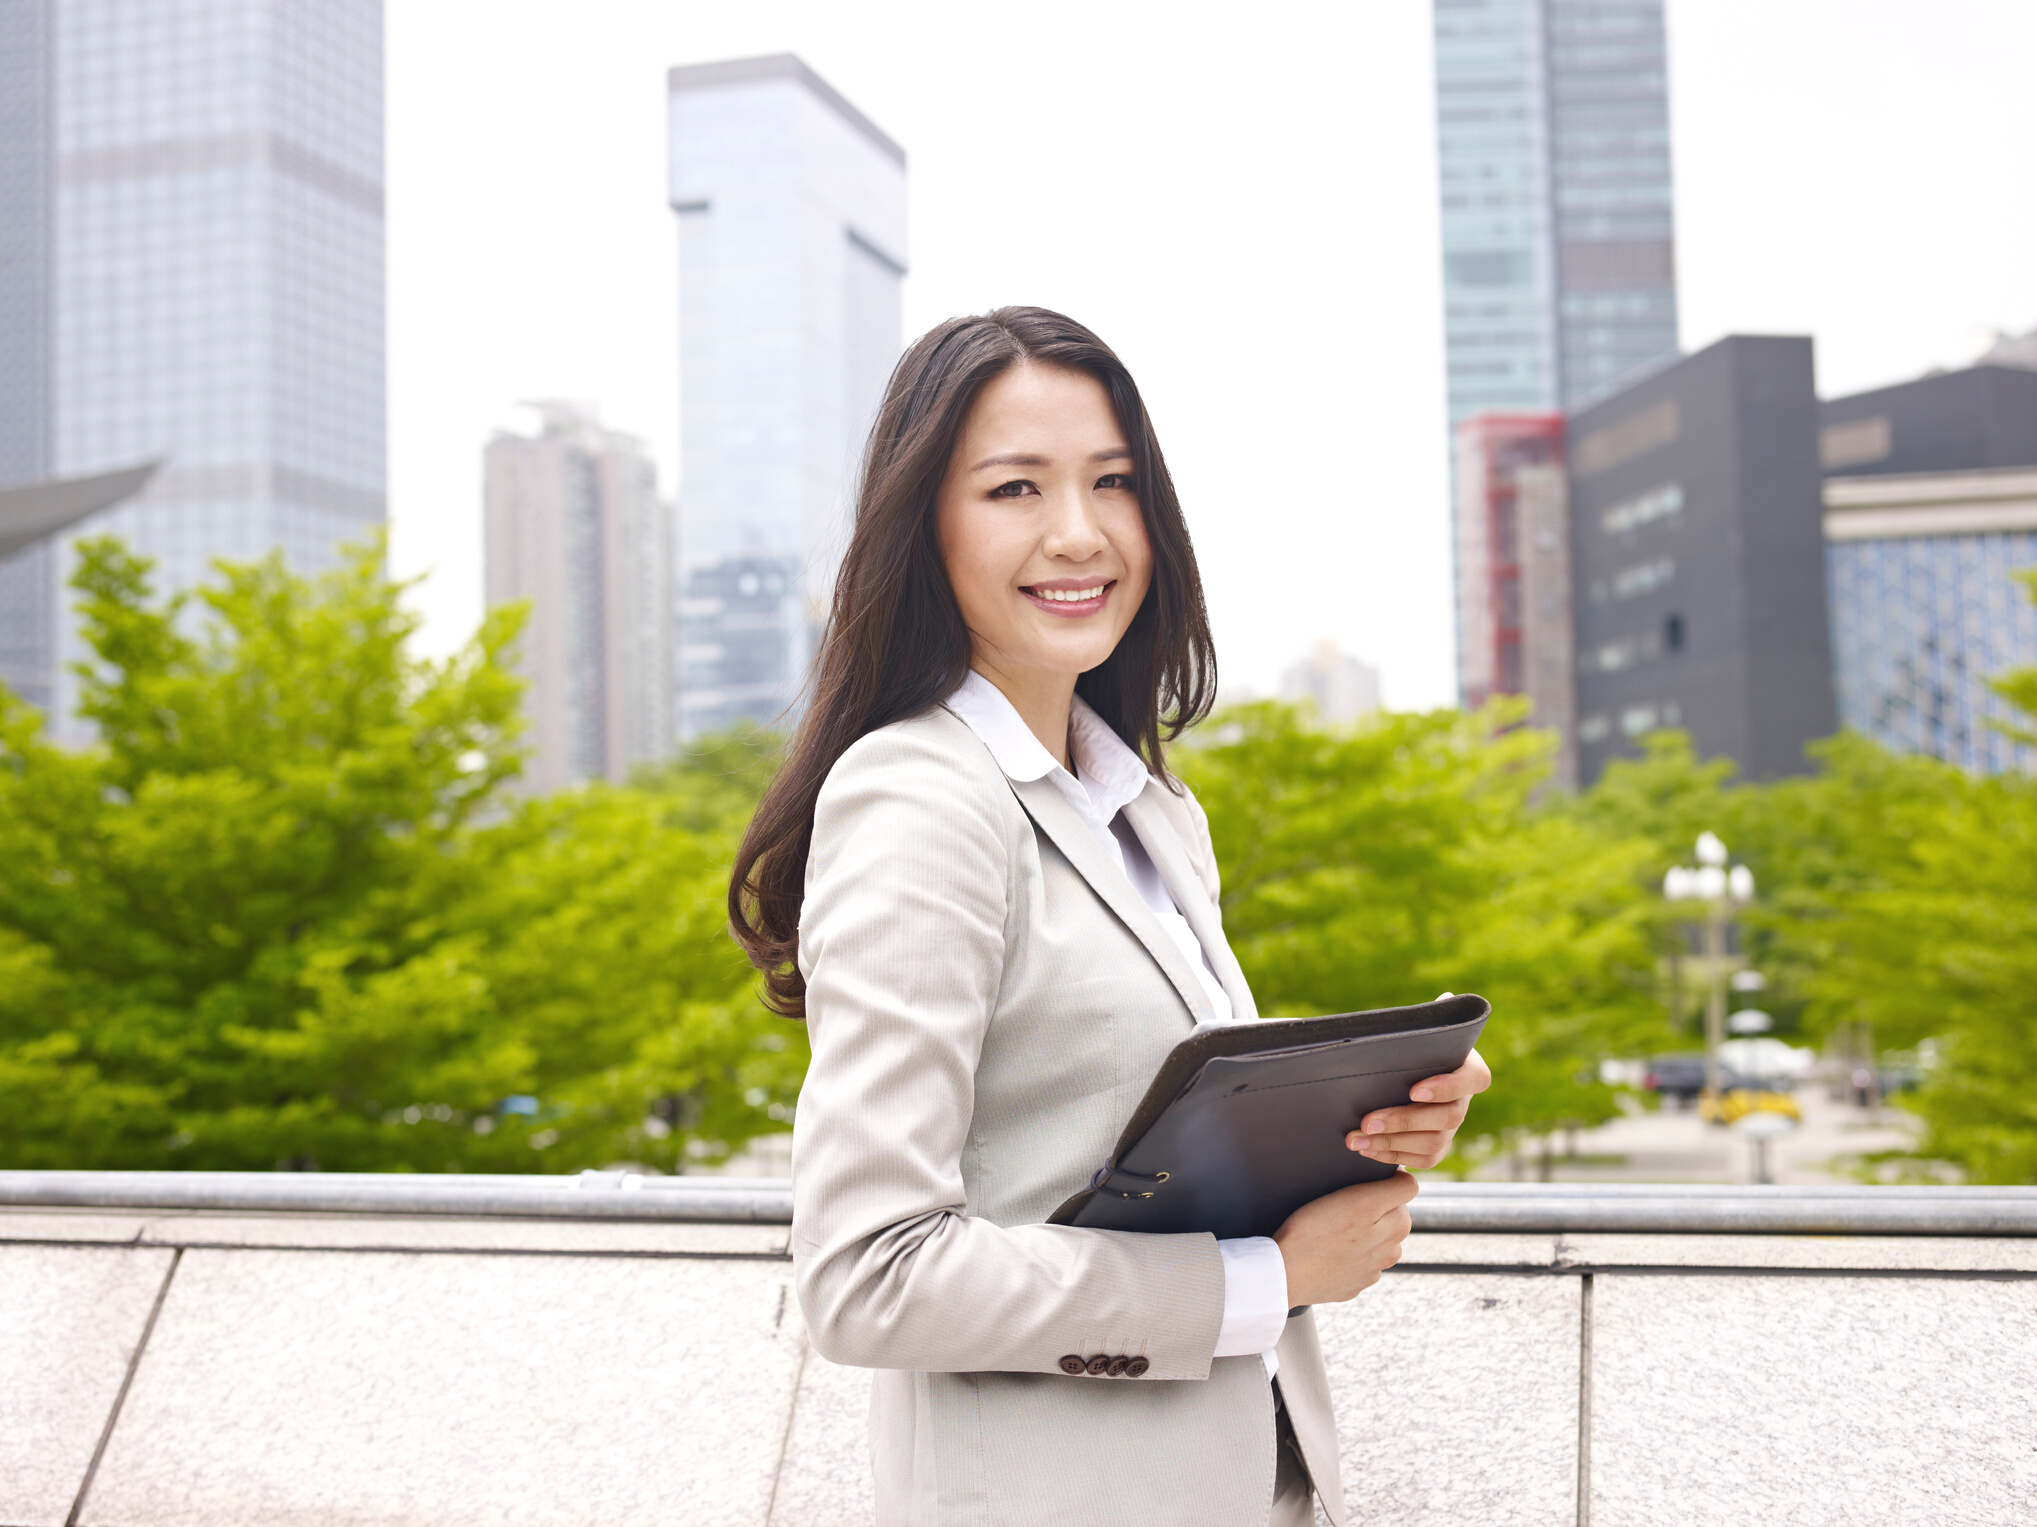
[
  {"x1": 0, "y1": 461, "x2": 158, "y2": 561},
  {"x1": 6, "y1": 1171, "x2": 2034, "y2": 1237},
  {"x1": 1663, "y1": 830, "x2": 1756, "y2": 1100}
]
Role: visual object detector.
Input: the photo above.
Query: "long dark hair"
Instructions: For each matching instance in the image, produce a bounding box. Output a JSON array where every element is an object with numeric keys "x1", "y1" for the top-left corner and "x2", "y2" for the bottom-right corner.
[{"x1": 729, "y1": 306, "x2": 1217, "y2": 1016}]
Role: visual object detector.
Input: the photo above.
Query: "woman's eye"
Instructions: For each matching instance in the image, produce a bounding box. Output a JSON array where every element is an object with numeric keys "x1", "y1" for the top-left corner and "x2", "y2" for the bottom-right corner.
[
  {"x1": 988, "y1": 479, "x2": 1035, "y2": 499},
  {"x1": 1095, "y1": 473, "x2": 1136, "y2": 491}
]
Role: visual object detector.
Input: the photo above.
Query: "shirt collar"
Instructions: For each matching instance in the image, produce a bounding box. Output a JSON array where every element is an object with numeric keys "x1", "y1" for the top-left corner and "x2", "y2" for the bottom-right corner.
[{"x1": 944, "y1": 670, "x2": 1152, "y2": 819}]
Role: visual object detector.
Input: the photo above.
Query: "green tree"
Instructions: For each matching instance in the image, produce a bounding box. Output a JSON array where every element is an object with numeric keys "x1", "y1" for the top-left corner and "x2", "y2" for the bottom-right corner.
[
  {"x1": 1801, "y1": 570, "x2": 2037, "y2": 1182},
  {"x1": 1179, "y1": 700, "x2": 1669, "y2": 1171},
  {"x1": 1567, "y1": 728, "x2": 1963, "y2": 1044},
  {"x1": 0, "y1": 538, "x2": 797, "y2": 1171},
  {"x1": 1989, "y1": 570, "x2": 2037, "y2": 749},
  {"x1": 1804, "y1": 764, "x2": 2037, "y2": 1181}
]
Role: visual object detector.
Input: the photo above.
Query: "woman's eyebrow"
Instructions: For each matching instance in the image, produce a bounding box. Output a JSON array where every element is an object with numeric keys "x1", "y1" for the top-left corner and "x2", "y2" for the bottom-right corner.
[{"x1": 968, "y1": 445, "x2": 1133, "y2": 472}]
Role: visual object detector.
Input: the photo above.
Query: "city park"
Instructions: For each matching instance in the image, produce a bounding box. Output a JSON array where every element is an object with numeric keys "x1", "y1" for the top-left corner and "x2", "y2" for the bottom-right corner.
[{"x1": 1, "y1": 536, "x2": 2032, "y2": 1187}]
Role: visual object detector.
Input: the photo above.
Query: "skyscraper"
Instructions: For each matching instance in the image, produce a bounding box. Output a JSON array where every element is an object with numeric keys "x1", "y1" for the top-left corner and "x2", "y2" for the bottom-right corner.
[
  {"x1": 1279, "y1": 640, "x2": 1383, "y2": 726},
  {"x1": 484, "y1": 403, "x2": 674, "y2": 791},
  {"x1": 666, "y1": 54, "x2": 906, "y2": 738},
  {"x1": 1432, "y1": 0, "x2": 1679, "y2": 422},
  {"x1": 0, "y1": 0, "x2": 385, "y2": 735}
]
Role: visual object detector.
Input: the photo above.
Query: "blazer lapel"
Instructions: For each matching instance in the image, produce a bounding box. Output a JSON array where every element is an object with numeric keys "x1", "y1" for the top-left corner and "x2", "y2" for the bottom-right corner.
[
  {"x1": 1121, "y1": 788, "x2": 1259, "y2": 1025},
  {"x1": 1006, "y1": 776, "x2": 1214, "y2": 1026}
]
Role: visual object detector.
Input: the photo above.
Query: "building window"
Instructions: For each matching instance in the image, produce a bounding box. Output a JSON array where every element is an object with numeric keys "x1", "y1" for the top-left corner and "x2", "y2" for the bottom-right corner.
[
  {"x1": 1600, "y1": 481, "x2": 1683, "y2": 535},
  {"x1": 1612, "y1": 556, "x2": 1675, "y2": 598},
  {"x1": 1820, "y1": 415, "x2": 1891, "y2": 470},
  {"x1": 1446, "y1": 250, "x2": 1530, "y2": 287},
  {"x1": 1580, "y1": 628, "x2": 1664, "y2": 673},
  {"x1": 1664, "y1": 612, "x2": 1684, "y2": 652},
  {"x1": 1578, "y1": 714, "x2": 1611, "y2": 743}
]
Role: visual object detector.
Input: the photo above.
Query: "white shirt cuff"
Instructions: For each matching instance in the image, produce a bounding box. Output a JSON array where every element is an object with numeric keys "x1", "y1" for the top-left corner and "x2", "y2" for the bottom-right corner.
[{"x1": 1214, "y1": 1237, "x2": 1288, "y2": 1359}]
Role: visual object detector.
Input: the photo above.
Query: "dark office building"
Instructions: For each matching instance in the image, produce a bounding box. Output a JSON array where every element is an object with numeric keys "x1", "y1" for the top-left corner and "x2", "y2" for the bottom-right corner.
[
  {"x1": 1568, "y1": 335, "x2": 1835, "y2": 783},
  {"x1": 1819, "y1": 364, "x2": 2037, "y2": 476}
]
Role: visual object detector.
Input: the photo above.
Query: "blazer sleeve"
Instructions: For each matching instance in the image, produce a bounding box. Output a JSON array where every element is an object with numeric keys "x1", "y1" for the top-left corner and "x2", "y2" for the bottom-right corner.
[{"x1": 790, "y1": 719, "x2": 1225, "y2": 1378}]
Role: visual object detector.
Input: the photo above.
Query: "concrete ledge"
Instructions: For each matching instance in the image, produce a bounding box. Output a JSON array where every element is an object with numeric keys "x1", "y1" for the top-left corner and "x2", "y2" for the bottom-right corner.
[{"x1": 5, "y1": 1178, "x2": 2036, "y2": 1526}]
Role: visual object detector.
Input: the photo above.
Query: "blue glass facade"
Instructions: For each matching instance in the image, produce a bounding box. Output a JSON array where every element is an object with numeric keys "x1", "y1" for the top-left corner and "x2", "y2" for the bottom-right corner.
[
  {"x1": 1828, "y1": 533, "x2": 2037, "y2": 774},
  {"x1": 667, "y1": 57, "x2": 905, "y2": 738},
  {"x1": 1433, "y1": 0, "x2": 1679, "y2": 422},
  {"x1": 1434, "y1": 0, "x2": 1556, "y2": 417}
]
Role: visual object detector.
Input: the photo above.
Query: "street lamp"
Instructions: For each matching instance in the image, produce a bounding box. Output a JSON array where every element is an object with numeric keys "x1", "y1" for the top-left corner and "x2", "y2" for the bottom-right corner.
[{"x1": 1663, "y1": 831, "x2": 1755, "y2": 1112}]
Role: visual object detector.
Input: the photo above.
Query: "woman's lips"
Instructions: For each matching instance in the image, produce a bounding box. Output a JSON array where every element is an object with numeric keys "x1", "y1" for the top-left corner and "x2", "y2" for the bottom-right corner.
[{"x1": 1021, "y1": 581, "x2": 1114, "y2": 617}]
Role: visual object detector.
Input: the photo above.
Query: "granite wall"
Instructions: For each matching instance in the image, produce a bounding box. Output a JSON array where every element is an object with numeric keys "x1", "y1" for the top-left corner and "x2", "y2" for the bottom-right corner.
[{"x1": 3, "y1": 1206, "x2": 2032, "y2": 1525}]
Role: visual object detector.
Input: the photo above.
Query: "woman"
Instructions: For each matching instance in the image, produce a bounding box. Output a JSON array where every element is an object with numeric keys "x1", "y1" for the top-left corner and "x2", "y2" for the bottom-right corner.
[{"x1": 732, "y1": 307, "x2": 1491, "y2": 1525}]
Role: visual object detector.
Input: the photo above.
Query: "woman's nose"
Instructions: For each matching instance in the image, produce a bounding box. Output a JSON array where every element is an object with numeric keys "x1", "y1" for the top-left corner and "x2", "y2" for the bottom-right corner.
[{"x1": 1040, "y1": 487, "x2": 1108, "y2": 559}]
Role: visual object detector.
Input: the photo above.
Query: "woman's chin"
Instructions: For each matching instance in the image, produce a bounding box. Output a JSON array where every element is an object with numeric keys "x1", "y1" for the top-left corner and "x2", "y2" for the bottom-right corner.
[{"x1": 1000, "y1": 637, "x2": 1123, "y2": 679}]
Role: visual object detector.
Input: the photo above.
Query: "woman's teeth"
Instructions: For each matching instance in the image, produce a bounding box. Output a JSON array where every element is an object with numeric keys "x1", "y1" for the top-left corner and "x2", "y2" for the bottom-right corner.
[{"x1": 1032, "y1": 586, "x2": 1106, "y2": 603}]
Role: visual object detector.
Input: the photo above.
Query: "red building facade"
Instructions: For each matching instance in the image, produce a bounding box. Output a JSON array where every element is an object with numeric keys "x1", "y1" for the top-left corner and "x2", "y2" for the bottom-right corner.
[{"x1": 1452, "y1": 413, "x2": 1564, "y2": 706}]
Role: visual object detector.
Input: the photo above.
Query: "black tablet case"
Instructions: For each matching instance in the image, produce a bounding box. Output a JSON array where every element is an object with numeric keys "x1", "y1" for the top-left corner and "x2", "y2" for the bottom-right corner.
[{"x1": 1048, "y1": 994, "x2": 1490, "y2": 1240}]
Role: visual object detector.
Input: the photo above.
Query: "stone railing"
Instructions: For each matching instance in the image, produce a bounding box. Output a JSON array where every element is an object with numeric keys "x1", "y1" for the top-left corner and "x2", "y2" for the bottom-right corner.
[{"x1": 4, "y1": 1174, "x2": 2033, "y2": 1526}]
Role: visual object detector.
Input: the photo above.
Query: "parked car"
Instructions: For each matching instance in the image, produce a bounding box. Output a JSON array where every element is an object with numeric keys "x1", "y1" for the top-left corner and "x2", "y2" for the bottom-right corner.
[
  {"x1": 1645, "y1": 1053, "x2": 1727, "y2": 1104},
  {"x1": 1701, "y1": 1087, "x2": 1803, "y2": 1125}
]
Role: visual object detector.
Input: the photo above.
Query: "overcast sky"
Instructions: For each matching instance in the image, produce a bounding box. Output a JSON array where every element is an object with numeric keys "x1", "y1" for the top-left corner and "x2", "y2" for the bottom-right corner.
[{"x1": 386, "y1": 0, "x2": 2037, "y2": 709}]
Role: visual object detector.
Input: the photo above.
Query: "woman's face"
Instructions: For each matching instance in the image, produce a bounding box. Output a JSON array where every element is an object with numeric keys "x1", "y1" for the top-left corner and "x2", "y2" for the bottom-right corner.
[{"x1": 936, "y1": 362, "x2": 1153, "y2": 689}]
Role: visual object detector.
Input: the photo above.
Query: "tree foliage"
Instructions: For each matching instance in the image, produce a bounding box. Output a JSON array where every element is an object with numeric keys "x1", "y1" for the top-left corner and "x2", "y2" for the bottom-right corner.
[
  {"x1": 1560, "y1": 570, "x2": 2037, "y2": 1183},
  {"x1": 1794, "y1": 568, "x2": 2037, "y2": 1182},
  {"x1": 0, "y1": 538, "x2": 799, "y2": 1172},
  {"x1": 1178, "y1": 700, "x2": 1670, "y2": 1168},
  {"x1": 6, "y1": 540, "x2": 2033, "y2": 1184}
]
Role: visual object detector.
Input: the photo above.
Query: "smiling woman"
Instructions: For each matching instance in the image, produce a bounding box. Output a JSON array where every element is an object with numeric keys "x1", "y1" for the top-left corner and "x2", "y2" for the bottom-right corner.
[
  {"x1": 935, "y1": 362, "x2": 1154, "y2": 765},
  {"x1": 727, "y1": 307, "x2": 1489, "y2": 1526}
]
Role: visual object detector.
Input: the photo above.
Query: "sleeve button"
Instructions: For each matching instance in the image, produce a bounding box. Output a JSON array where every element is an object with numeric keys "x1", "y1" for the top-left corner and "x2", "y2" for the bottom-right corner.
[
  {"x1": 1125, "y1": 1356, "x2": 1150, "y2": 1378},
  {"x1": 1106, "y1": 1355, "x2": 1132, "y2": 1377},
  {"x1": 1085, "y1": 1354, "x2": 1111, "y2": 1376},
  {"x1": 1058, "y1": 1354, "x2": 1087, "y2": 1376}
]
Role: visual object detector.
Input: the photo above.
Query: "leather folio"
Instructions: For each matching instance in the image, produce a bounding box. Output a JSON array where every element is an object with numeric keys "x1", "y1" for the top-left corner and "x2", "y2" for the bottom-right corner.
[{"x1": 1048, "y1": 994, "x2": 1490, "y2": 1241}]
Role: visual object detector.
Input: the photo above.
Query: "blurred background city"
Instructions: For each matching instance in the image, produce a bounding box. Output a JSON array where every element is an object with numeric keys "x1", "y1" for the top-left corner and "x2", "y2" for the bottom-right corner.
[{"x1": 1, "y1": 0, "x2": 2032, "y2": 1188}]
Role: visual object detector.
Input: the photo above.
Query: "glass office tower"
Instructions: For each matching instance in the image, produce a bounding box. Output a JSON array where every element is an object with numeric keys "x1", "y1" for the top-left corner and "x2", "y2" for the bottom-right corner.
[
  {"x1": 1826, "y1": 519, "x2": 2037, "y2": 776},
  {"x1": 1820, "y1": 366, "x2": 2037, "y2": 774},
  {"x1": 667, "y1": 54, "x2": 906, "y2": 738},
  {"x1": 1432, "y1": 0, "x2": 1679, "y2": 421},
  {"x1": 0, "y1": 0, "x2": 385, "y2": 736}
]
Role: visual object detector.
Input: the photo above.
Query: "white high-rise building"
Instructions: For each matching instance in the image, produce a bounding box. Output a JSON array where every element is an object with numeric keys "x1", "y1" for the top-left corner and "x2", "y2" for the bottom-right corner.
[
  {"x1": 666, "y1": 54, "x2": 906, "y2": 737},
  {"x1": 1281, "y1": 640, "x2": 1384, "y2": 726},
  {"x1": 0, "y1": 0, "x2": 385, "y2": 733},
  {"x1": 484, "y1": 404, "x2": 674, "y2": 792}
]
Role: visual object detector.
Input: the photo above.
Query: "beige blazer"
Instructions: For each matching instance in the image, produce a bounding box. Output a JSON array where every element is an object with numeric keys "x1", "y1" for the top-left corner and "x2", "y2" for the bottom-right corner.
[{"x1": 792, "y1": 705, "x2": 1348, "y2": 1526}]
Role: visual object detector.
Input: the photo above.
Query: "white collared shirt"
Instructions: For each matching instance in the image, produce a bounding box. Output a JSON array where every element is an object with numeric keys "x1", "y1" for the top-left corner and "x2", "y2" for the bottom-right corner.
[
  {"x1": 944, "y1": 670, "x2": 1233, "y2": 1025},
  {"x1": 943, "y1": 670, "x2": 1288, "y2": 1374}
]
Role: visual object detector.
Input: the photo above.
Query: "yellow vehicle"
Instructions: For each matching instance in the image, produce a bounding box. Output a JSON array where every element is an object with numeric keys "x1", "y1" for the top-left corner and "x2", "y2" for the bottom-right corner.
[{"x1": 1699, "y1": 1087, "x2": 1803, "y2": 1125}]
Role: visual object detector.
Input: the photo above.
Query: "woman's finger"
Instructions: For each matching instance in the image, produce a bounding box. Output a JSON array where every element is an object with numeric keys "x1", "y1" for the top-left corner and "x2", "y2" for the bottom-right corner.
[
  {"x1": 1349, "y1": 1129, "x2": 1451, "y2": 1158},
  {"x1": 1407, "y1": 1047, "x2": 1493, "y2": 1104},
  {"x1": 1352, "y1": 1145, "x2": 1448, "y2": 1169},
  {"x1": 1354, "y1": 1100, "x2": 1470, "y2": 1138}
]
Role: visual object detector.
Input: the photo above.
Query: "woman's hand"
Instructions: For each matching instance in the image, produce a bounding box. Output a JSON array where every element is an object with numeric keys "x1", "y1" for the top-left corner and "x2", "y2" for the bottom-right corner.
[
  {"x1": 1345, "y1": 1047, "x2": 1493, "y2": 1170},
  {"x1": 1273, "y1": 1171, "x2": 1418, "y2": 1306}
]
